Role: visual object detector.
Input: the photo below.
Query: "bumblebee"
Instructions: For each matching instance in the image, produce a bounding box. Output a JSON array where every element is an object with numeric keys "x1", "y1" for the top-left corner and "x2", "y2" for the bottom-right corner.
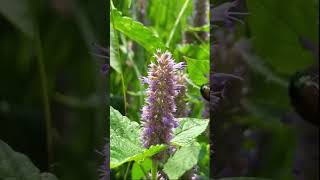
[
  {"x1": 289, "y1": 65, "x2": 319, "y2": 126},
  {"x1": 200, "y1": 73, "x2": 243, "y2": 102},
  {"x1": 200, "y1": 84, "x2": 210, "y2": 101}
]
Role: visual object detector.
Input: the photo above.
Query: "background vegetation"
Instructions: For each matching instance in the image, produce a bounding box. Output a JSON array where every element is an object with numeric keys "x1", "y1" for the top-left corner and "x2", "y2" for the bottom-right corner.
[
  {"x1": 212, "y1": 0, "x2": 318, "y2": 179},
  {"x1": 110, "y1": 0, "x2": 210, "y2": 179}
]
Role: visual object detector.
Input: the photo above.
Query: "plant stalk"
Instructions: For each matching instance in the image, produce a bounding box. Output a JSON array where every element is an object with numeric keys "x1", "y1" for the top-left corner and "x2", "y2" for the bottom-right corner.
[
  {"x1": 151, "y1": 159, "x2": 158, "y2": 180},
  {"x1": 35, "y1": 31, "x2": 53, "y2": 170},
  {"x1": 124, "y1": 161, "x2": 131, "y2": 180},
  {"x1": 166, "y1": 0, "x2": 191, "y2": 47}
]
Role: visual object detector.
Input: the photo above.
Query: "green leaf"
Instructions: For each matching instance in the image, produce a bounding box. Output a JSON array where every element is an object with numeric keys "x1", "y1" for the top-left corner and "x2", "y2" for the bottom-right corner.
[
  {"x1": 148, "y1": 0, "x2": 192, "y2": 46},
  {"x1": 246, "y1": 0, "x2": 318, "y2": 75},
  {"x1": 0, "y1": 140, "x2": 58, "y2": 180},
  {"x1": 185, "y1": 57, "x2": 209, "y2": 86},
  {"x1": 110, "y1": 24, "x2": 122, "y2": 73},
  {"x1": 172, "y1": 118, "x2": 209, "y2": 146},
  {"x1": 126, "y1": 0, "x2": 131, "y2": 8},
  {"x1": 178, "y1": 43, "x2": 210, "y2": 60},
  {"x1": 110, "y1": 107, "x2": 167, "y2": 169},
  {"x1": 0, "y1": 0, "x2": 34, "y2": 37},
  {"x1": 111, "y1": 9, "x2": 166, "y2": 53},
  {"x1": 131, "y1": 158, "x2": 152, "y2": 180},
  {"x1": 163, "y1": 143, "x2": 201, "y2": 180},
  {"x1": 187, "y1": 25, "x2": 210, "y2": 32}
]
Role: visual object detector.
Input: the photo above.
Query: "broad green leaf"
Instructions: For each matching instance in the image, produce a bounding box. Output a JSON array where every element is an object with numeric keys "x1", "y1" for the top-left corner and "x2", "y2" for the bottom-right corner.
[
  {"x1": 111, "y1": 9, "x2": 166, "y2": 53},
  {"x1": 185, "y1": 57, "x2": 209, "y2": 86},
  {"x1": 163, "y1": 143, "x2": 201, "y2": 180},
  {"x1": 131, "y1": 158, "x2": 152, "y2": 180},
  {"x1": 246, "y1": 0, "x2": 318, "y2": 75},
  {"x1": 178, "y1": 43, "x2": 210, "y2": 60},
  {"x1": 0, "y1": 140, "x2": 58, "y2": 180},
  {"x1": 0, "y1": 0, "x2": 34, "y2": 37},
  {"x1": 172, "y1": 118, "x2": 209, "y2": 146},
  {"x1": 110, "y1": 107, "x2": 167, "y2": 169}
]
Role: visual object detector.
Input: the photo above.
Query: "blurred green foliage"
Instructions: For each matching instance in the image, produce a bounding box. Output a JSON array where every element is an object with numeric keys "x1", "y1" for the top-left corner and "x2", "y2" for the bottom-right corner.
[
  {"x1": 213, "y1": 0, "x2": 318, "y2": 179},
  {"x1": 0, "y1": 0, "x2": 107, "y2": 179}
]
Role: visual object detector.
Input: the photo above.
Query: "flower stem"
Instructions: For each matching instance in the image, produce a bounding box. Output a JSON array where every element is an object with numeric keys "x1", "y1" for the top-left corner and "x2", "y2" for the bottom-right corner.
[
  {"x1": 166, "y1": 0, "x2": 190, "y2": 47},
  {"x1": 35, "y1": 30, "x2": 53, "y2": 170},
  {"x1": 151, "y1": 159, "x2": 158, "y2": 180},
  {"x1": 124, "y1": 161, "x2": 131, "y2": 180}
]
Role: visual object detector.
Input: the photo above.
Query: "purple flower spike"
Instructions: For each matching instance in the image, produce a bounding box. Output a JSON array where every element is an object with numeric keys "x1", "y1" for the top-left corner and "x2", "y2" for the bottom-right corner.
[
  {"x1": 141, "y1": 49, "x2": 185, "y2": 153},
  {"x1": 99, "y1": 143, "x2": 110, "y2": 180}
]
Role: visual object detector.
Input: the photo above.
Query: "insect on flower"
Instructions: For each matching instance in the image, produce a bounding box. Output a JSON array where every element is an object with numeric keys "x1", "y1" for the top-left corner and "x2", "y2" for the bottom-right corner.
[
  {"x1": 200, "y1": 84, "x2": 210, "y2": 101},
  {"x1": 203, "y1": 73, "x2": 244, "y2": 111}
]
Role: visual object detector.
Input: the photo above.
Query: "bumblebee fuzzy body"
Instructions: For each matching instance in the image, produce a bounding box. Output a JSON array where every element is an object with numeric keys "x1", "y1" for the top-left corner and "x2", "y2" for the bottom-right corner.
[
  {"x1": 289, "y1": 66, "x2": 319, "y2": 126},
  {"x1": 201, "y1": 84, "x2": 210, "y2": 101}
]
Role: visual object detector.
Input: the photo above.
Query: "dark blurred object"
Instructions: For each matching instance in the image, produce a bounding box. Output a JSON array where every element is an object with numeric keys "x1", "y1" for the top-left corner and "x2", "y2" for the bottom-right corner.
[
  {"x1": 49, "y1": 0, "x2": 72, "y2": 17},
  {"x1": 282, "y1": 112, "x2": 319, "y2": 180},
  {"x1": 90, "y1": 43, "x2": 109, "y2": 74},
  {"x1": 200, "y1": 83, "x2": 210, "y2": 101},
  {"x1": 289, "y1": 65, "x2": 319, "y2": 126},
  {"x1": 208, "y1": 73, "x2": 244, "y2": 112},
  {"x1": 299, "y1": 37, "x2": 319, "y2": 62}
]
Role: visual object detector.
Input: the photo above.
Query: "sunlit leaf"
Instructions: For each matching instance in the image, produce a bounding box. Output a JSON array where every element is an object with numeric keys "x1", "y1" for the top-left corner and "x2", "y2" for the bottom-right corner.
[
  {"x1": 185, "y1": 57, "x2": 209, "y2": 86},
  {"x1": 163, "y1": 143, "x2": 201, "y2": 180},
  {"x1": 131, "y1": 158, "x2": 152, "y2": 180},
  {"x1": 172, "y1": 118, "x2": 209, "y2": 146},
  {"x1": 111, "y1": 9, "x2": 166, "y2": 53},
  {"x1": 178, "y1": 43, "x2": 210, "y2": 60},
  {"x1": 110, "y1": 107, "x2": 167, "y2": 169}
]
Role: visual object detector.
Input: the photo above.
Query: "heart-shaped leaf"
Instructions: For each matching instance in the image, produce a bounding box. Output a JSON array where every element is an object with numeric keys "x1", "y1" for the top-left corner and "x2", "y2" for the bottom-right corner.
[
  {"x1": 163, "y1": 142, "x2": 201, "y2": 180},
  {"x1": 110, "y1": 107, "x2": 167, "y2": 169}
]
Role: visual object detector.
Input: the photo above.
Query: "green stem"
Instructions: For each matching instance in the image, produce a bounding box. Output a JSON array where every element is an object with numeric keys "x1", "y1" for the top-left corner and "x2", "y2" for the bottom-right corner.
[
  {"x1": 166, "y1": 0, "x2": 191, "y2": 47},
  {"x1": 151, "y1": 159, "x2": 158, "y2": 180},
  {"x1": 111, "y1": 7, "x2": 127, "y2": 115},
  {"x1": 124, "y1": 161, "x2": 131, "y2": 180},
  {"x1": 121, "y1": 73, "x2": 127, "y2": 114},
  {"x1": 35, "y1": 31, "x2": 53, "y2": 170}
]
